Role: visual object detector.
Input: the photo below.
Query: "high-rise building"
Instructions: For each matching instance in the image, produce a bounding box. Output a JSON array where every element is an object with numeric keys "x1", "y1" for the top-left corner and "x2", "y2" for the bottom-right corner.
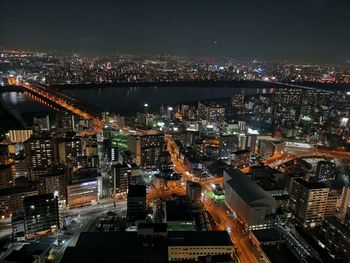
[
  {"x1": 258, "y1": 139, "x2": 285, "y2": 159},
  {"x1": 0, "y1": 164, "x2": 15, "y2": 189},
  {"x1": 339, "y1": 186, "x2": 350, "y2": 220},
  {"x1": 81, "y1": 155, "x2": 99, "y2": 168},
  {"x1": 186, "y1": 181, "x2": 202, "y2": 203},
  {"x1": 198, "y1": 102, "x2": 225, "y2": 122},
  {"x1": 0, "y1": 144, "x2": 8, "y2": 165},
  {"x1": 11, "y1": 212, "x2": 25, "y2": 241},
  {"x1": 344, "y1": 205, "x2": 350, "y2": 226},
  {"x1": 0, "y1": 185, "x2": 38, "y2": 217},
  {"x1": 23, "y1": 193, "x2": 60, "y2": 239},
  {"x1": 164, "y1": 198, "x2": 195, "y2": 231},
  {"x1": 218, "y1": 134, "x2": 239, "y2": 160},
  {"x1": 8, "y1": 130, "x2": 33, "y2": 143},
  {"x1": 136, "y1": 112, "x2": 153, "y2": 128},
  {"x1": 38, "y1": 166, "x2": 66, "y2": 201},
  {"x1": 13, "y1": 156, "x2": 28, "y2": 178},
  {"x1": 128, "y1": 134, "x2": 164, "y2": 167},
  {"x1": 318, "y1": 217, "x2": 350, "y2": 261},
  {"x1": 246, "y1": 134, "x2": 257, "y2": 154},
  {"x1": 107, "y1": 146, "x2": 122, "y2": 163},
  {"x1": 127, "y1": 184, "x2": 146, "y2": 222},
  {"x1": 56, "y1": 113, "x2": 76, "y2": 132},
  {"x1": 24, "y1": 133, "x2": 54, "y2": 181},
  {"x1": 230, "y1": 149, "x2": 250, "y2": 168},
  {"x1": 232, "y1": 94, "x2": 245, "y2": 107},
  {"x1": 33, "y1": 115, "x2": 50, "y2": 132},
  {"x1": 315, "y1": 160, "x2": 336, "y2": 182},
  {"x1": 57, "y1": 136, "x2": 82, "y2": 168},
  {"x1": 112, "y1": 162, "x2": 131, "y2": 197},
  {"x1": 289, "y1": 178, "x2": 329, "y2": 228},
  {"x1": 82, "y1": 137, "x2": 98, "y2": 157}
]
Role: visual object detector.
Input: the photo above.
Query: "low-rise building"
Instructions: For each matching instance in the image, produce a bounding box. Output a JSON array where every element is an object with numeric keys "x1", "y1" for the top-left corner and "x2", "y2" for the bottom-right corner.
[
  {"x1": 224, "y1": 169, "x2": 279, "y2": 230},
  {"x1": 167, "y1": 231, "x2": 234, "y2": 261},
  {"x1": 67, "y1": 168, "x2": 100, "y2": 207}
]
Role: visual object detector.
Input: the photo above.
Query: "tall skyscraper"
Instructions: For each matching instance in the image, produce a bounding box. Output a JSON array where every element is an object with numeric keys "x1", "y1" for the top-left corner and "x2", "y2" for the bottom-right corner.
[
  {"x1": 128, "y1": 134, "x2": 165, "y2": 167},
  {"x1": 289, "y1": 178, "x2": 329, "y2": 228},
  {"x1": 112, "y1": 162, "x2": 131, "y2": 197},
  {"x1": 24, "y1": 133, "x2": 54, "y2": 181},
  {"x1": 57, "y1": 135, "x2": 82, "y2": 168}
]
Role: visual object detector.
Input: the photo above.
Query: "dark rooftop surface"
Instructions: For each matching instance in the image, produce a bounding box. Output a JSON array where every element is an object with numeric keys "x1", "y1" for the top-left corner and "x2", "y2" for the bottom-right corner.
[
  {"x1": 252, "y1": 228, "x2": 283, "y2": 243},
  {"x1": 262, "y1": 244, "x2": 298, "y2": 263},
  {"x1": 23, "y1": 192, "x2": 54, "y2": 202},
  {"x1": 62, "y1": 231, "x2": 233, "y2": 263},
  {"x1": 187, "y1": 181, "x2": 202, "y2": 188},
  {"x1": 0, "y1": 185, "x2": 37, "y2": 197},
  {"x1": 166, "y1": 199, "x2": 193, "y2": 222},
  {"x1": 138, "y1": 223, "x2": 168, "y2": 233},
  {"x1": 61, "y1": 232, "x2": 167, "y2": 263},
  {"x1": 4, "y1": 242, "x2": 51, "y2": 263},
  {"x1": 167, "y1": 231, "x2": 232, "y2": 247},
  {"x1": 224, "y1": 169, "x2": 278, "y2": 207},
  {"x1": 324, "y1": 216, "x2": 350, "y2": 238},
  {"x1": 295, "y1": 178, "x2": 328, "y2": 189},
  {"x1": 232, "y1": 149, "x2": 250, "y2": 155},
  {"x1": 128, "y1": 184, "x2": 146, "y2": 197}
]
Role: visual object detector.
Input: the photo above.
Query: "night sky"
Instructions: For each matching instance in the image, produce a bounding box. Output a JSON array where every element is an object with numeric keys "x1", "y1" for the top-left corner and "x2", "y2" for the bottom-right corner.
[{"x1": 0, "y1": 0, "x2": 349, "y2": 62}]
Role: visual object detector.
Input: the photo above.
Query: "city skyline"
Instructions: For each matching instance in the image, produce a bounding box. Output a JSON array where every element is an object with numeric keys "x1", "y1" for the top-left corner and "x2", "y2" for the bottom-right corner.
[
  {"x1": 1, "y1": 0, "x2": 350, "y2": 63},
  {"x1": 1, "y1": 1, "x2": 350, "y2": 263}
]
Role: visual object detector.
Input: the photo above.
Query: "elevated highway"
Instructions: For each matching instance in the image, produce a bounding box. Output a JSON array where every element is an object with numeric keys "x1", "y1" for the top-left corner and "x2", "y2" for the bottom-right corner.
[{"x1": 7, "y1": 76, "x2": 103, "y2": 136}]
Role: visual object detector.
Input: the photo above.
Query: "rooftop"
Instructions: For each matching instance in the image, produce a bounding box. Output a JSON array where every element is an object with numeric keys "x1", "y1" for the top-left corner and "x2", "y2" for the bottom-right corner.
[
  {"x1": 128, "y1": 184, "x2": 146, "y2": 197},
  {"x1": 167, "y1": 231, "x2": 232, "y2": 247},
  {"x1": 224, "y1": 169, "x2": 278, "y2": 208},
  {"x1": 294, "y1": 178, "x2": 328, "y2": 190},
  {"x1": 23, "y1": 192, "x2": 55, "y2": 202},
  {"x1": 232, "y1": 149, "x2": 250, "y2": 155},
  {"x1": 324, "y1": 216, "x2": 350, "y2": 239},
  {"x1": 61, "y1": 232, "x2": 167, "y2": 263},
  {"x1": 166, "y1": 198, "x2": 193, "y2": 222},
  {"x1": 61, "y1": 231, "x2": 233, "y2": 263},
  {"x1": 0, "y1": 185, "x2": 37, "y2": 197}
]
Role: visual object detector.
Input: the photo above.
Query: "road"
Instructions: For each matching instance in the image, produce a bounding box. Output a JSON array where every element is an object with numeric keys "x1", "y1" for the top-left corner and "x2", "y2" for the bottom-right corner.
[
  {"x1": 165, "y1": 138, "x2": 261, "y2": 263},
  {"x1": 0, "y1": 219, "x2": 12, "y2": 239},
  {"x1": 8, "y1": 78, "x2": 104, "y2": 136},
  {"x1": 52, "y1": 199, "x2": 127, "y2": 262},
  {"x1": 285, "y1": 146, "x2": 350, "y2": 159}
]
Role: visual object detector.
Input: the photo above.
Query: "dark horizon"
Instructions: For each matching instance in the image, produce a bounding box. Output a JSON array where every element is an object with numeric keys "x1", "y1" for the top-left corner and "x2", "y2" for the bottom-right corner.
[{"x1": 1, "y1": 0, "x2": 349, "y2": 64}]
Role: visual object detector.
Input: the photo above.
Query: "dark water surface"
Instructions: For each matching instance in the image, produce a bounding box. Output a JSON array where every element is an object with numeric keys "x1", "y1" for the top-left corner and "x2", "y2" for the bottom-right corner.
[{"x1": 62, "y1": 86, "x2": 268, "y2": 113}]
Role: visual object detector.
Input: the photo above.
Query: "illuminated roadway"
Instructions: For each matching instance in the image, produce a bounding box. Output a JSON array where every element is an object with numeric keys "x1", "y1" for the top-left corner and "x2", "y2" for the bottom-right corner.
[
  {"x1": 161, "y1": 138, "x2": 261, "y2": 263},
  {"x1": 7, "y1": 77, "x2": 104, "y2": 136}
]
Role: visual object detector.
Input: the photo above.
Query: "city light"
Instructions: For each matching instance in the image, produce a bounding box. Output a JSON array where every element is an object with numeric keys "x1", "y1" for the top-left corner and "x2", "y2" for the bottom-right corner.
[{"x1": 1, "y1": 3, "x2": 349, "y2": 262}]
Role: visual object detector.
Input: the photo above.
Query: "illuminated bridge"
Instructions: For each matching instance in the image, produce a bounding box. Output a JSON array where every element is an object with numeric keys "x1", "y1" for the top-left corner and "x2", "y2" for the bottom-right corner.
[{"x1": 6, "y1": 76, "x2": 103, "y2": 136}]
